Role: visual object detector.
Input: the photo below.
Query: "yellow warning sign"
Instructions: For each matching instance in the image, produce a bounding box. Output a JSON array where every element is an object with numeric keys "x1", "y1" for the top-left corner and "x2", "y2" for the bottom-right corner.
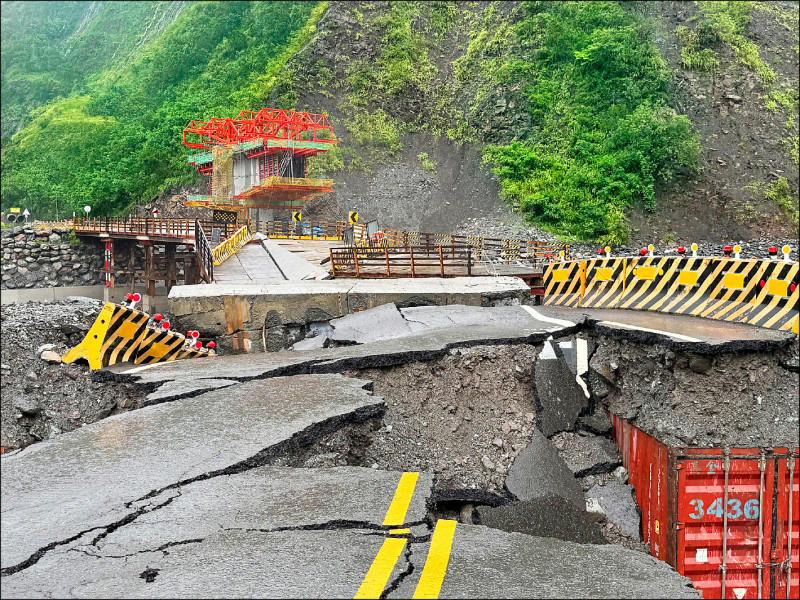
[
  {"x1": 595, "y1": 268, "x2": 614, "y2": 282},
  {"x1": 722, "y1": 272, "x2": 745, "y2": 290},
  {"x1": 292, "y1": 211, "x2": 302, "y2": 222},
  {"x1": 9, "y1": 208, "x2": 20, "y2": 213},
  {"x1": 551, "y1": 270, "x2": 571, "y2": 282},
  {"x1": 349, "y1": 211, "x2": 359, "y2": 224},
  {"x1": 634, "y1": 266, "x2": 657, "y2": 281},
  {"x1": 678, "y1": 270, "x2": 699, "y2": 286}
]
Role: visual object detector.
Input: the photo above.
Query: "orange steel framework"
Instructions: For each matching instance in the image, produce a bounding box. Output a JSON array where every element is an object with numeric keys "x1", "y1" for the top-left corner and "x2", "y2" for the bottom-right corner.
[{"x1": 182, "y1": 108, "x2": 339, "y2": 211}]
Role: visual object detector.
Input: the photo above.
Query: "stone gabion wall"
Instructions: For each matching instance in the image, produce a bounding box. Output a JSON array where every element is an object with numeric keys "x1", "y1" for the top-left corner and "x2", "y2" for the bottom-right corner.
[{"x1": 1, "y1": 226, "x2": 105, "y2": 290}]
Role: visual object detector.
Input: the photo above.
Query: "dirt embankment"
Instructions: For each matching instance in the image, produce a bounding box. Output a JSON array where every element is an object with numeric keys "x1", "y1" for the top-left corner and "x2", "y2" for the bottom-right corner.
[
  {"x1": 289, "y1": 1, "x2": 799, "y2": 243},
  {"x1": 0, "y1": 300, "x2": 143, "y2": 449}
]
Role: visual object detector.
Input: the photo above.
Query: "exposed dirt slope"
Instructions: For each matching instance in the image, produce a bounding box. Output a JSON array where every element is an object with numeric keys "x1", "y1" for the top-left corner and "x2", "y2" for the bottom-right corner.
[{"x1": 282, "y1": 1, "x2": 798, "y2": 243}]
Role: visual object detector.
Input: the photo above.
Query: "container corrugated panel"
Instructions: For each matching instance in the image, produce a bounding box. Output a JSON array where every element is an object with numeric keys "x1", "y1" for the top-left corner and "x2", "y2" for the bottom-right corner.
[{"x1": 612, "y1": 415, "x2": 799, "y2": 599}]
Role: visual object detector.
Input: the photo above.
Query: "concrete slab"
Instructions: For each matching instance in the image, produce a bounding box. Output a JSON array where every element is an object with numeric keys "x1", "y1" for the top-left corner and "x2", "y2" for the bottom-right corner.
[
  {"x1": 213, "y1": 242, "x2": 286, "y2": 284},
  {"x1": 505, "y1": 429, "x2": 585, "y2": 510},
  {"x1": 144, "y1": 378, "x2": 239, "y2": 404},
  {"x1": 329, "y1": 303, "x2": 413, "y2": 344},
  {"x1": 558, "y1": 340, "x2": 576, "y2": 376},
  {"x1": 535, "y1": 341, "x2": 586, "y2": 437},
  {"x1": 90, "y1": 466, "x2": 433, "y2": 555},
  {"x1": 262, "y1": 239, "x2": 329, "y2": 280},
  {"x1": 585, "y1": 481, "x2": 642, "y2": 541},
  {"x1": 0, "y1": 375, "x2": 383, "y2": 571},
  {"x1": 540, "y1": 306, "x2": 794, "y2": 353},
  {"x1": 103, "y1": 312, "x2": 576, "y2": 394},
  {"x1": 476, "y1": 497, "x2": 607, "y2": 545},
  {"x1": 394, "y1": 524, "x2": 698, "y2": 599},
  {"x1": 551, "y1": 432, "x2": 622, "y2": 477},
  {"x1": 1, "y1": 530, "x2": 408, "y2": 599},
  {"x1": 399, "y1": 304, "x2": 533, "y2": 331},
  {"x1": 292, "y1": 335, "x2": 328, "y2": 351},
  {"x1": 168, "y1": 277, "x2": 531, "y2": 338}
]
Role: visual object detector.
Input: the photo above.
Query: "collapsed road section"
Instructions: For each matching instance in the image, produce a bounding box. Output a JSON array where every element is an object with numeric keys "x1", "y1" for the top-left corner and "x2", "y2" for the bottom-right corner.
[{"x1": 1, "y1": 300, "x2": 797, "y2": 598}]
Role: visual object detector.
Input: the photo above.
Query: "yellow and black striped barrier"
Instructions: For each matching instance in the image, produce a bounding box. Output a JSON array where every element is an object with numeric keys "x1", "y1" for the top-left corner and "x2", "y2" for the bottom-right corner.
[
  {"x1": 745, "y1": 260, "x2": 798, "y2": 332},
  {"x1": 543, "y1": 260, "x2": 585, "y2": 307},
  {"x1": 581, "y1": 258, "x2": 627, "y2": 309},
  {"x1": 621, "y1": 256, "x2": 710, "y2": 315},
  {"x1": 62, "y1": 302, "x2": 215, "y2": 370},
  {"x1": 62, "y1": 303, "x2": 150, "y2": 370},
  {"x1": 540, "y1": 255, "x2": 798, "y2": 333},
  {"x1": 134, "y1": 328, "x2": 191, "y2": 365},
  {"x1": 213, "y1": 225, "x2": 254, "y2": 266}
]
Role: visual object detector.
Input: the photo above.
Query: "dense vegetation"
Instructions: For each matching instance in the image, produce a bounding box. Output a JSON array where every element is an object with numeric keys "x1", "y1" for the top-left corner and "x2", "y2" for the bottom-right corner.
[
  {"x1": 296, "y1": 1, "x2": 702, "y2": 242},
  {"x1": 2, "y1": 1, "x2": 793, "y2": 240},
  {"x1": 1, "y1": 1, "x2": 324, "y2": 217},
  {"x1": 483, "y1": 2, "x2": 700, "y2": 242},
  {"x1": 1, "y1": 1, "x2": 186, "y2": 144}
]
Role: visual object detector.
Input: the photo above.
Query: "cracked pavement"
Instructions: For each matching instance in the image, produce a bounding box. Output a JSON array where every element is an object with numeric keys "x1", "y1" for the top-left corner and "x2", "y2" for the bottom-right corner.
[{"x1": 0, "y1": 304, "x2": 741, "y2": 598}]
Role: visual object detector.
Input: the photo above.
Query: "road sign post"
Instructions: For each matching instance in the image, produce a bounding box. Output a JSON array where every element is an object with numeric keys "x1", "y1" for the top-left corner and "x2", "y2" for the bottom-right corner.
[{"x1": 23, "y1": 208, "x2": 30, "y2": 223}]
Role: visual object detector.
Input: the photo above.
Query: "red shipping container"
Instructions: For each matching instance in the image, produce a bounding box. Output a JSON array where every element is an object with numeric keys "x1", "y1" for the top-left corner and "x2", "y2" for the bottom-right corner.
[{"x1": 612, "y1": 414, "x2": 799, "y2": 599}]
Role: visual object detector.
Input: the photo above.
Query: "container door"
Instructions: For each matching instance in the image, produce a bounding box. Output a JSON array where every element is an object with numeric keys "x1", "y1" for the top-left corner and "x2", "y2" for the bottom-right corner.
[
  {"x1": 773, "y1": 454, "x2": 799, "y2": 599},
  {"x1": 677, "y1": 454, "x2": 774, "y2": 599}
]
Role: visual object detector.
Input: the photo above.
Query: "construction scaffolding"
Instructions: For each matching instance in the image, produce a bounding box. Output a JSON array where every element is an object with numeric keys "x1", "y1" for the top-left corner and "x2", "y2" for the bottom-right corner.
[{"x1": 183, "y1": 108, "x2": 338, "y2": 211}]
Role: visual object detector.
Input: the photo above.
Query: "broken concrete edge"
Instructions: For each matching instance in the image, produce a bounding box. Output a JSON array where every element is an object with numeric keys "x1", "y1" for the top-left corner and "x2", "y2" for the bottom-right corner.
[
  {"x1": 93, "y1": 326, "x2": 584, "y2": 403},
  {"x1": 588, "y1": 318, "x2": 795, "y2": 354},
  {"x1": 0, "y1": 398, "x2": 389, "y2": 577}
]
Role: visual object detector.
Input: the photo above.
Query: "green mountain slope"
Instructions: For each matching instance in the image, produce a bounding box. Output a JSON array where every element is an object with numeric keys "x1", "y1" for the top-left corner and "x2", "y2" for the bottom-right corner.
[
  {"x1": 1, "y1": 1, "x2": 187, "y2": 143},
  {"x1": 1, "y1": 0, "x2": 324, "y2": 216},
  {"x1": 1, "y1": 1, "x2": 797, "y2": 242}
]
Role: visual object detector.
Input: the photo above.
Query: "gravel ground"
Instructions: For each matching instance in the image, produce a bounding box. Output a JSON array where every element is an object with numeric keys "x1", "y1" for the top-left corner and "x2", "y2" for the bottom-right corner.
[
  {"x1": 453, "y1": 215, "x2": 562, "y2": 244},
  {"x1": 588, "y1": 336, "x2": 800, "y2": 448},
  {"x1": 453, "y1": 215, "x2": 797, "y2": 261},
  {"x1": 280, "y1": 344, "x2": 543, "y2": 495},
  {"x1": 566, "y1": 238, "x2": 800, "y2": 261},
  {"x1": 0, "y1": 299, "x2": 145, "y2": 449}
]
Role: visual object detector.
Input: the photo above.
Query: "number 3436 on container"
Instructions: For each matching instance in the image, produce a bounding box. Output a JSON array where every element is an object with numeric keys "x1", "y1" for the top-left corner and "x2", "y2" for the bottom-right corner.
[{"x1": 688, "y1": 497, "x2": 760, "y2": 520}]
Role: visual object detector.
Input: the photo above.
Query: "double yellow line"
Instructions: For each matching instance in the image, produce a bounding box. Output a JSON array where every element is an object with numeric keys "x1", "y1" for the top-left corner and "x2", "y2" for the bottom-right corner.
[{"x1": 354, "y1": 473, "x2": 457, "y2": 600}]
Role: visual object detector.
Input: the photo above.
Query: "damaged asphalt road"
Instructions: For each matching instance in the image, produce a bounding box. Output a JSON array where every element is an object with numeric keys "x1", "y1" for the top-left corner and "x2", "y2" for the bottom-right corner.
[
  {"x1": 0, "y1": 375, "x2": 384, "y2": 573},
  {"x1": 1, "y1": 362, "x2": 698, "y2": 598},
  {"x1": 1, "y1": 368, "x2": 696, "y2": 598},
  {"x1": 6, "y1": 302, "x2": 792, "y2": 597}
]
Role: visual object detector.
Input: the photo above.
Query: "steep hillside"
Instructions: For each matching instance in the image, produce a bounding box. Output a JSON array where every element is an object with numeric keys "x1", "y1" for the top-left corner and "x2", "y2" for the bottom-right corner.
[
  {"x1": 283, "y1": 1, "x2": 799, "y2": 241},
  {"x1": 627, "y1": 0, "x2": 799, "y2": 243},
  {"x1": 1, "y1": 1, "x2": 323, "y2": 216},
  {"x1": 0, "y1": 1, "x2": 187, "y2": 144},
  {"x1": 1, "y1": 1, "x2": 797, "y2": 243}
]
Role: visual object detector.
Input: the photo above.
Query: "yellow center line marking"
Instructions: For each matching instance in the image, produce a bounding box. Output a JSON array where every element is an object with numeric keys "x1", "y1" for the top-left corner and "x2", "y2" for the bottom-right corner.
[
  {"x1": 354, "y1": 537, "x2": 408, "y2": 599},
  {"x1": 382, "y1": 472, "x2": 419, "y2": 526},
  {"x1": 354, "y1": 472, "x2": 420, "y2": 599},
  {"x1": 412, "y1": 519, "x2": 458, "y2": 599}
]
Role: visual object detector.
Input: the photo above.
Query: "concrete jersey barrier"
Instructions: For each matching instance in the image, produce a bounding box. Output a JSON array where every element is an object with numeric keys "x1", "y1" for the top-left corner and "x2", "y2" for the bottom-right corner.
[{"x1": 542, "y1": 256, "x2": 799, "y2": 333}]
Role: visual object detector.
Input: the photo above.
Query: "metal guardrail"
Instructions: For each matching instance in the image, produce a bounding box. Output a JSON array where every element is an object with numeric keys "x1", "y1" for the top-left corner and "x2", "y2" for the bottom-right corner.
[
  {"x1": 378, "y1": 229, "x2": 569, "y2": 264},
  {"x1": 212, "y1": 225, "x2": 254, "y2": 266},
  {"x1": 73, "y1": 217, "x2": 241, "y2": 239},
  {"x1": 250, "y1": 219, "x2": 347, "y2": 241},
  {"x1": 194, "y1": 220, "x2": 214, "y2": 282},
  {"x1": 330, "y1": 245, "x2": 477, "y2": 278}
]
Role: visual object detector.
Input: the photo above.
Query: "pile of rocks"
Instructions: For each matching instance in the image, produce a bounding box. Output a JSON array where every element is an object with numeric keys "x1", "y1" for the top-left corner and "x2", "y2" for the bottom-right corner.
[
  {"x1": 453, "y1": 216, "x2": 561, "y2": 243},
  {"x1": 566, "y1": 238, "x2": 799, "y2": 261},
  {"x1": 0, "y1": 298, "x2": 142, "y2": 449},
  {"x1": 1, "y1": 226, "x2": 104, "y2": 290}
]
